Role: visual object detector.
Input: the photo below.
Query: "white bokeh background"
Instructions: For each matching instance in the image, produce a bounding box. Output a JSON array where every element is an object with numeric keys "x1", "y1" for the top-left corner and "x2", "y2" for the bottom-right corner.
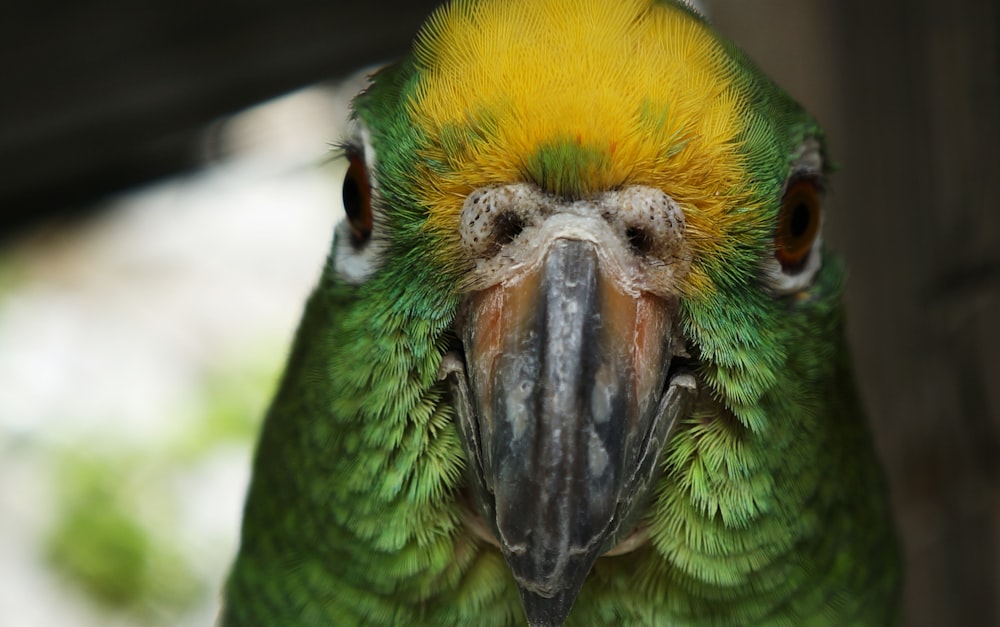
[{"x1": 0, "y1": 74, "x2": 368, "y2": 626}]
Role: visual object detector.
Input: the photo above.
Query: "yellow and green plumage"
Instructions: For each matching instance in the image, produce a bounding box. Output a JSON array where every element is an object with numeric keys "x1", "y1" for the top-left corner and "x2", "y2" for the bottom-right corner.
[{"x1": 222, "y1": 1, "x2": 900, "y2": 625}]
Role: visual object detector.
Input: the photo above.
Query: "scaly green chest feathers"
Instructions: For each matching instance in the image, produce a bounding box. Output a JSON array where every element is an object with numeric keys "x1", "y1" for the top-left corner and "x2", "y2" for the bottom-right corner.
[{"x1": 222, "y1": 1, "x2": 900, "y2": 625}]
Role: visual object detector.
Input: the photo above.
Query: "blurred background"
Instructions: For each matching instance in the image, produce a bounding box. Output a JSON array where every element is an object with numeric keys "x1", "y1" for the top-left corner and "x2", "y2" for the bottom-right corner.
[{"x1": 0, "y1": 0, "x2": 996, "y2": 625}]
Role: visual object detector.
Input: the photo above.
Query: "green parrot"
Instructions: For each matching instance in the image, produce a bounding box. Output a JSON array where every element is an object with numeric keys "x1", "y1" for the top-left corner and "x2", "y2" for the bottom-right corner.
[{"x1": 221, "y1": 0, "x2": 900, "y2": 625}]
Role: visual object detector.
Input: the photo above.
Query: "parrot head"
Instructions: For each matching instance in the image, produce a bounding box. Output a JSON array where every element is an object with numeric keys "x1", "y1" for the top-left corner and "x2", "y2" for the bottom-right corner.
[{"x1": 336, "y1": 0, "x2": 829, "y2": 624}]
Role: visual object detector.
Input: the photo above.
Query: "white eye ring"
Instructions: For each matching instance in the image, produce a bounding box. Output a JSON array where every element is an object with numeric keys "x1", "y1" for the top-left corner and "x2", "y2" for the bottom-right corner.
[
  {"x1": 763, "y1": 232, "x2": 823, "y2": 295},
  {"x1": 333, "y1": 121, "x2": 386, "y2": 285},
  {"x1": 763, "y1": 138, "x2": 825, "y2": 296}
]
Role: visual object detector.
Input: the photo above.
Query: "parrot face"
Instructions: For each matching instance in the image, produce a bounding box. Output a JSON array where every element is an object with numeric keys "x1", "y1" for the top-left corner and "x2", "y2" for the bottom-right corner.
[{"x1": 224, "y1": 1, "x2": 898, "y2": 625}]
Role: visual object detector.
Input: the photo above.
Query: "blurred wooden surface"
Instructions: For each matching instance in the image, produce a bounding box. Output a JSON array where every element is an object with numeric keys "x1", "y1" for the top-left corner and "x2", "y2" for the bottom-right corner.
[
  {"x1": 714, "y1": 1, "x2": 1000, "y2": 624},
  {"x1": 2, "y1": 0, "x2": 997, "y2": 623}
]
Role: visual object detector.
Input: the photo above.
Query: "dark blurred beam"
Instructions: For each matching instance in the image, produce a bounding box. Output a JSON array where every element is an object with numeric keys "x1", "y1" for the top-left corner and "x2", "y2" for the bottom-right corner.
[{"x1": 0, "y1": 0, "x2": 439, "y2": 233}]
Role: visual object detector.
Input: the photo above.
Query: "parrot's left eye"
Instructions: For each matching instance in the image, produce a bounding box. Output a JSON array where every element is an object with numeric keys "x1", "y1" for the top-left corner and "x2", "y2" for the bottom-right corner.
[
  {"x1": 764, "y1": 171, "x2": 824, "y2": 295},
  {"x1": 775, "y1": 178, "x2": 821, "y2": 271},
  {"x1": 343, "y1": 151, "x2": 373, "y2": 246}
]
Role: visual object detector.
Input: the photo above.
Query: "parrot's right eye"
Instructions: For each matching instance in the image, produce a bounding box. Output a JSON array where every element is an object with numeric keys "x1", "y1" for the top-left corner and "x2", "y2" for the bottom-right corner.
[
  {"x1": 333, "y1": 135, "x2": 384, "y2": 285},
  {"x1": 343, "y1": 151, "x2": 373, "y2": 246}
]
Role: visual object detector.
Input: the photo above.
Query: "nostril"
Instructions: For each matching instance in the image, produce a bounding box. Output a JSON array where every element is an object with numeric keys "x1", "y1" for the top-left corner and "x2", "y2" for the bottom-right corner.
[
  {"x1": 625, "y1": 226, "x2": 652, "y2": 256},
  {"x1": 612, "y1": 187, "x2": 686, "y2": 261},
  {"x1": 460, "y1": 187, "x2": 542, "y2": 258},
  {"x1": 494, "y1": 212, "x2": 525, "y2": 246},
  {"x1": 479, "y1": 211, "x2": 526, "y2": 256}
]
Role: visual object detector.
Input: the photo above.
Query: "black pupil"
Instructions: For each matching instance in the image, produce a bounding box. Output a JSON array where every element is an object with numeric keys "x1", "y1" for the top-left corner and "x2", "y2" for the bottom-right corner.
[
  {"x1": 343, "y1": 166, "x2": 361, "y2": 219},
  {"x1": 789, "y1": 201, "x2": 811, "y2": 239}
]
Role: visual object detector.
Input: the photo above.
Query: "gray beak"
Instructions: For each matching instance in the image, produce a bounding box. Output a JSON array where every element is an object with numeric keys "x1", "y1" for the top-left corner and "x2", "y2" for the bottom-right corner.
[{"x1": 448, "y1": 236, "x2": 695, "y2": 626}]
